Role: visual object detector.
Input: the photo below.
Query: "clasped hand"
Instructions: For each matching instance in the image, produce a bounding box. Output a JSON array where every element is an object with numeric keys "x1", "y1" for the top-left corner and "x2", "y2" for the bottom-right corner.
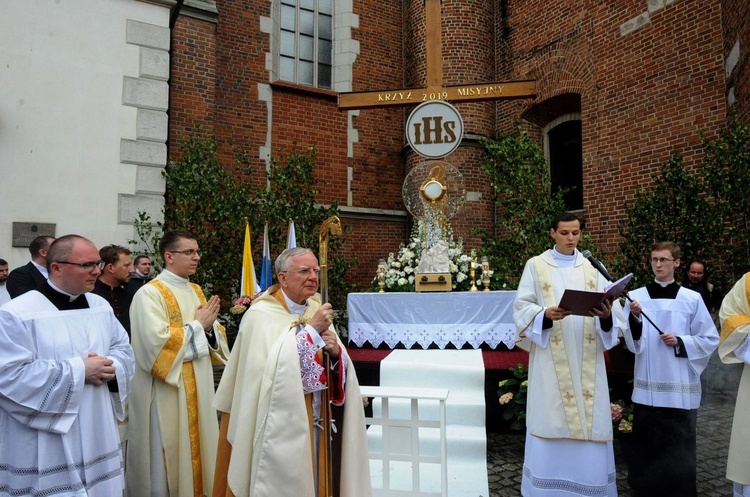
[
  {"x1": 84, "y1": 353, "x2": 115, "y2": 385},
  {"x1": 309, "y1": 303, "x2": 339, "y2": 358}
]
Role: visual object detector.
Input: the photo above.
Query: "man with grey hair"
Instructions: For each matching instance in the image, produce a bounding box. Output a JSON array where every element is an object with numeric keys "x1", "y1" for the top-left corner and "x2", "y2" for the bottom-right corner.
[
  {"x1": 0, "y1": 234, "x2": 134, "y2": 496},
  {"x1": 213, "y1": 247, "x2": 370, "y2": 497}
]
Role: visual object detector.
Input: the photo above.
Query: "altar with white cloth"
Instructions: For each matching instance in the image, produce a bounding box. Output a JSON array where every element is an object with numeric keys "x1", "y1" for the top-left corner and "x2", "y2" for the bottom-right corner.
[{"x1": 347, "y1": 291, "x2": 517, "y2": 350}]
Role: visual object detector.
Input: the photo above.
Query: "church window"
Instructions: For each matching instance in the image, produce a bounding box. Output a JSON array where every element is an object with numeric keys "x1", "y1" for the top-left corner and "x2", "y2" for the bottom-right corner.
[
  {"x1": 279, "y1": 0, "x2": 333, "y2": 89},
  {"x1": 544, "y1": 114, "x2": 583, "y2": 212}
]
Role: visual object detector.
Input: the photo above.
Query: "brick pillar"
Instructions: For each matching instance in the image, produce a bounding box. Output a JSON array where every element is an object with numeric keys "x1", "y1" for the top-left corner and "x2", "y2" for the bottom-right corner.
[{"x1": 404, "y1": 0, "x2": 496, "y2": 248}]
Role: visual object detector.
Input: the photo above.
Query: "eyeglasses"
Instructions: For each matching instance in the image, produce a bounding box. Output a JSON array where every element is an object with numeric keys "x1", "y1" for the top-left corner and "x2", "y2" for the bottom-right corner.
[
  {"x1": 57, "y1": 260, "x2": 106, "y2": 271},
  {"x1": 650, "y1": 257, "x2": 675, "y2": 265},
  {"x1": 282, "y1": 267, "x2": 321, "y2": 278},
  {"x1": 169, "y1": 249, "x2": 202, "y2": 257}
]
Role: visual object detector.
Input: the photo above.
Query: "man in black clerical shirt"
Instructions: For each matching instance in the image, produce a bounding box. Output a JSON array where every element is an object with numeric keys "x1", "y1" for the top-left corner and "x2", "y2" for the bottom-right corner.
[
  {"x1": 681, "y1": 260, "x2": 720, "y2": 313},
  {"x1": 92, "y1": 245, "x2": 134, "y2": 337}
]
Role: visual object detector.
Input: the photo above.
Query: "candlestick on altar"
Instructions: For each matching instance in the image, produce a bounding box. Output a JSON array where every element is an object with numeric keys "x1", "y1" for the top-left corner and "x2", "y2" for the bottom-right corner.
[
  {"x1": 377, "y1": 259, "x2": 387, "y2": 293},
  {"x1": 470, "y1": 259, "x2": 478, "y2": 292},
  {"x1": 481, "y1": 256, "x2": 491, "y2": 292}
]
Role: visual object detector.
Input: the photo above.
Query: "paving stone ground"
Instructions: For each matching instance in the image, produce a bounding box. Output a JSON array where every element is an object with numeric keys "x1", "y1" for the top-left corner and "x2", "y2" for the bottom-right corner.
[{"x1": 486, "y1": 351, "x2": 741, "y2": 497}]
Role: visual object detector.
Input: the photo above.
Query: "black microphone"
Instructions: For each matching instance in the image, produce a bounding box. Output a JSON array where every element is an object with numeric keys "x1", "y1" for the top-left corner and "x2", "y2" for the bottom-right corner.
[{"x1": 581, "y1": 250, "x2": 615, "y2": 282}]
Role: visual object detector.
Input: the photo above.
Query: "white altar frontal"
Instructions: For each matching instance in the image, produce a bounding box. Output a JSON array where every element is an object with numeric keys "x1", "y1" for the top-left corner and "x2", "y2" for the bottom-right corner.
[{"x1": 347, "y1": 291, "x2": 517, "y2": 350}]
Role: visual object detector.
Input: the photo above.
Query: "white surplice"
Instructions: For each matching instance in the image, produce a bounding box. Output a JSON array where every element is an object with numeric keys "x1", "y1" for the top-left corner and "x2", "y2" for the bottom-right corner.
[
  {"x1": 623, "y1": 283, "x2": 718, "y2": 409},
  {"x1": 0, "y1": 290, "x2": 134, "y2": 497},
  {"x1": 718, "y1": 272, "x2": 750, "y2": 495},
  {"x1": 513, "y1": 248, "x2": 621, "y2": 496}
]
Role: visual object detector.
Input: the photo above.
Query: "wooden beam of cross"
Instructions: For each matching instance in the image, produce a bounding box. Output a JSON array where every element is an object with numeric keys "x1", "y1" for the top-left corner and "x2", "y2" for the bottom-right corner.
[{"x1": 338, "y1": 0, "x2": 536, "y2": 110}]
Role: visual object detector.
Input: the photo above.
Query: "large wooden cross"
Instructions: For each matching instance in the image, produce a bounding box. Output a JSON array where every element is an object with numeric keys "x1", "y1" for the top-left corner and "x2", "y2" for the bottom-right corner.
[{"x1": 338, "y1": 0, "x2": 536, "y2": 110}]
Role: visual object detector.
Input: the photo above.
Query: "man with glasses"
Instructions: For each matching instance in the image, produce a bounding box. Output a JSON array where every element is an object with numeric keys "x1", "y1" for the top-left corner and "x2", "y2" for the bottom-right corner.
[
  {"x1": 623, "y1": 241, "x2": 719, "y2": 497},
  {"x1": 212, "y1": 247, "x2": 370, "y2": 497},
  {"x1": 0, "y1": 234, "x2": 134, "y2": 496},
  {"x1": 127, "y1": 230, "x2": 229, "y2": 497}
]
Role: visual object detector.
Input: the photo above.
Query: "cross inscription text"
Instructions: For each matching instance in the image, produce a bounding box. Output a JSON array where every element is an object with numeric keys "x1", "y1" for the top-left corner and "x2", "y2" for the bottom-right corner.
[{"x1": 338, "y1": 0, "x2": 536, "y2": 110}]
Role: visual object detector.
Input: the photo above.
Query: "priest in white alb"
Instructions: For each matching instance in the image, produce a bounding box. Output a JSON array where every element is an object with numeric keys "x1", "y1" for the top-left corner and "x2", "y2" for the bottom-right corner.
[
  {"x1": 0, "y1": 235, "x2": 134, "y2": 496},
  {"x1": 513, "y1": 213, "x2": 623, "y2": 497},
  {"x1": 716, "y1": 272, "x2": 750, "y2": 497}
]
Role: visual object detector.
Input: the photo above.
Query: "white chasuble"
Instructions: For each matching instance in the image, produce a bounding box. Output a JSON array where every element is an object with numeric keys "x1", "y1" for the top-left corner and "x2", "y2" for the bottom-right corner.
[
  {"x1": 719, "y1": 272, "x2": 750, "y2": 489},
  {"x1": 514, "y1": 250, "x2": 620, "y2": 441},
  {"x1": 213, "y1": 285, "x2": 371, "y2": 497},
  {"x1": 0, "y1": 291, "x2": 134, "y2": 497},
  {"x1": 127, "y1": 270, "x2": 229, "y2": 497},
  {"x1": 513, "y1": 249, "x2": 621, "y2": 497}
]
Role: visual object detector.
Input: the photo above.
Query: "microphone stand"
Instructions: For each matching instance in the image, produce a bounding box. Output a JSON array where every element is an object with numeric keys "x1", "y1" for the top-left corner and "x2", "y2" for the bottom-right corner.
[{"x1": 584, "y1": 253, "x2": 665, "y2": 335}]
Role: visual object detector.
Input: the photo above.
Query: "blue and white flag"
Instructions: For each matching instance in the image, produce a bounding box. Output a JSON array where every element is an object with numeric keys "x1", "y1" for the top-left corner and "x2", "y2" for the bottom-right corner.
[
  {"x1": 286, "y1": 219, "x2": 297, "y2": 249},
  {"x1": 259, "y1": 223, "x2": 273, "y2": 291}
]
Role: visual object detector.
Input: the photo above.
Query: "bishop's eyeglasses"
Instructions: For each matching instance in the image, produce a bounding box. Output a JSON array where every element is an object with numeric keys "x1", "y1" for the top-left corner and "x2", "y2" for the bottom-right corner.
[{"x1": 282, "y1": 267, "x2": 321, "y2": 278}]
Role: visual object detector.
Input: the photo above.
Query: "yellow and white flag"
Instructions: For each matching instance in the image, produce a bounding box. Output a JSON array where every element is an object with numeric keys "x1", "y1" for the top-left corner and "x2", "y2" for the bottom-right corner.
[{"x1": 241, "y1": 220, "x2": 260, "y2": 295}]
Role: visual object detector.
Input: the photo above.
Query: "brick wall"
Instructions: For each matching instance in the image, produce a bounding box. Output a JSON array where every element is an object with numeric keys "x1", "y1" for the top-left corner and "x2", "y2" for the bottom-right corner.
[
  {"x1": 168, "y1": 0, "x2": 744, "y2": 290},
  {"x1": 500, "y1": 0, "x2": 726, "y2": 255},
  {"x1": 169, "y1": 14, "x2": 218, "y2": 161},
  {"x1": 722, "y1": 0, "x2": 750, "y2": 122}
]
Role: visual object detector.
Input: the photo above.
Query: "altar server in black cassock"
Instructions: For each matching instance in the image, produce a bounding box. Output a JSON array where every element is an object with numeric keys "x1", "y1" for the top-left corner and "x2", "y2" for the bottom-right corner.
[{"x1": 623, "y1": 241, "x2": 718, "y2": 497}]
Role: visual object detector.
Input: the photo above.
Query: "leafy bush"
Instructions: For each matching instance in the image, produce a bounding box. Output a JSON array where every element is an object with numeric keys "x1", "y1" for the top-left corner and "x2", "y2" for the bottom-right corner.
[
  {"x1": 614, "y1": 154, "x2": 722, "y2": 288},
  {"x1": 478, "y1": 129, "x2": 598, "y2": 289},
  {"x1": 615, "y1": 118, "x2": 750, "y2": 289},
  {"x1": 496, "y1": 363, "x2": 528, "y2": 431},
  {"x1": 131, "y1": 131, "x2": 353, "y2": 329}
]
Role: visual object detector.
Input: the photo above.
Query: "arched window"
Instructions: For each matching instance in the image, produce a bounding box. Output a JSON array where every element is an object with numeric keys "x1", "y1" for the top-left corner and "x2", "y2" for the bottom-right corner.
[
  {"x1": 544, "y1": 114, "x2": 583, "y2": 212},
  {"x1": 279, "y1": 0, "x2": 333, "y2": 89}
]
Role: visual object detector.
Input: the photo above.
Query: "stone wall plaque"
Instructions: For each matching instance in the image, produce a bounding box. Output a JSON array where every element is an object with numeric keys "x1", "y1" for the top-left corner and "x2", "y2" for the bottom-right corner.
[{"x1": 12, "y1": 223, "x2": 56, "y2": 248}]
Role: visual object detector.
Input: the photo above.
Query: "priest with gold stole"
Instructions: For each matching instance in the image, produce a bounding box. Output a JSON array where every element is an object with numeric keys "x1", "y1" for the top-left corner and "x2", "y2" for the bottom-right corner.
[
  {"x1": 513, "y1": 213, "x2": 623, "y2": 497},
  {"x1": 718, "y1": 272, "x2": 750, "y2": 497},
  {"x1": 213, "y1": 247, "x2": 370, "y2": 497},
  {"x1": 127, "y1": 230, "x2": 230, "y2": 497}
]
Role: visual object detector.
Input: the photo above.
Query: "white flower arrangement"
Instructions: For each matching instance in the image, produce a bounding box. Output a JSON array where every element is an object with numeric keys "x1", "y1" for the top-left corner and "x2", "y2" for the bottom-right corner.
[{"x1": 373, "y1": 221, "x2": 481, "y2": 292}]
